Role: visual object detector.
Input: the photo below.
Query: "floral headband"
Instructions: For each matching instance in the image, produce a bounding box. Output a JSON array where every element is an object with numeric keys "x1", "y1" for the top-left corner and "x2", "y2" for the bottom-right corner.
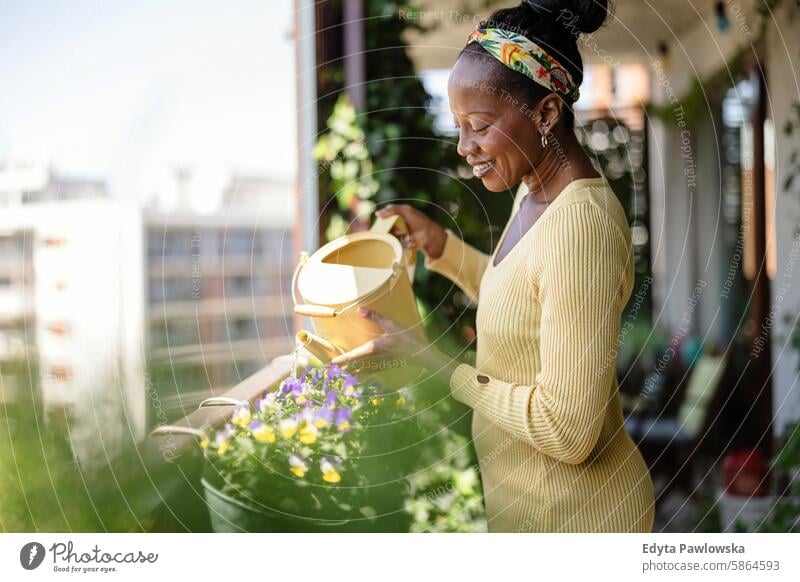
[{"x1": 466, "y1": 26, "x2": 580, "y2": 103}]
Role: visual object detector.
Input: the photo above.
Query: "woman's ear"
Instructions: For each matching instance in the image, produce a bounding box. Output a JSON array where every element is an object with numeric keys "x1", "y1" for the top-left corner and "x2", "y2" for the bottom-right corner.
[{"x1": 536, "y1": 94, "x2": 564, "y2": 133}]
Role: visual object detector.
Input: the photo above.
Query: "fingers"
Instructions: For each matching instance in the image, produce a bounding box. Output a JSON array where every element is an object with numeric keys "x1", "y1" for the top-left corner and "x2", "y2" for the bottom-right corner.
[
  {"x1": 376, "y1": 205, "x2": 409, "y2": 240},
  {"x1": 330, "y1": 340, "x2": 375, "y2": 369},
  {"x1": 400, "y1": 235, "x2": 417, "y2": 251},
  {"x1": 328, "y1": 308, "x2": 406, "y2": 371},
  {"x1": 375, "y1": 203, "x2": 401, "y2": 217},
  {"x1": 356, "y1": 306, "x2": 398, "y2": 332},
  {"x1": 376, "y1": 203, "x2": 413, "y2": 226}
]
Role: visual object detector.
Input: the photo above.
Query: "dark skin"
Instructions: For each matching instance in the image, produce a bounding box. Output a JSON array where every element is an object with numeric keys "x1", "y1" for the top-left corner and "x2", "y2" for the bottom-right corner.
[{"x1": 332, "y1": 56, "x2": 601, "y2": 380}]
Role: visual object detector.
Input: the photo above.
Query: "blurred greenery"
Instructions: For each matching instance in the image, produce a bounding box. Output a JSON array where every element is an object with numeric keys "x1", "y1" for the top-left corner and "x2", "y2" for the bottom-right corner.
[
  {"x1": 0, "y1": 363, "x2": 142, "y2": 532},
  {"x1": 0, "y1": 360, "x2": 208, "y2": 533}
]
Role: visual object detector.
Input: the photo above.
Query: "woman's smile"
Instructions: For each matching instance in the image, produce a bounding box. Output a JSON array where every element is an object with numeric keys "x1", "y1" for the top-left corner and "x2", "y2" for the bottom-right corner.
[{"x1": 470, "y1": 159, "x2": 496, "y2": 178}]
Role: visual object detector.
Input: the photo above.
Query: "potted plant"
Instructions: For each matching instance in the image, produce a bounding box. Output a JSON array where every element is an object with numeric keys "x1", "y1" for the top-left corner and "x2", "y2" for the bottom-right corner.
[
  {"x1": 753, "y1": 421, "x2": 800, "y2": 532},
  {"x1": 199, "y1": 363, "x2": 416, "y2": 532}
]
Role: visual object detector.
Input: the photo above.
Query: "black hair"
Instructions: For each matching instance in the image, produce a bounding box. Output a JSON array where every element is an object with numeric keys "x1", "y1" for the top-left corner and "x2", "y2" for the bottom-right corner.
[{"x1": 458, "y1": 0, "x2": 612, "y2": 130}]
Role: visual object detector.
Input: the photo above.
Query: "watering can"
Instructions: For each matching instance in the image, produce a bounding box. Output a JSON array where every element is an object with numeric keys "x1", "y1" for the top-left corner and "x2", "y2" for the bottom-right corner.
[{"x1": 292, "y1": 214, "x2": 424, "y2": 384}]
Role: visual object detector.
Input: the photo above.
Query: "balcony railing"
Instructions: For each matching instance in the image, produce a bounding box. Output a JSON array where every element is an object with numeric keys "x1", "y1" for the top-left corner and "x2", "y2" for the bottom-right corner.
[
  {"x1": 73, "y1": 350, "x2": 307, "y2": 531},
  {"x1": 148, "y1": 351, "x2": 307, "y2": 457}
]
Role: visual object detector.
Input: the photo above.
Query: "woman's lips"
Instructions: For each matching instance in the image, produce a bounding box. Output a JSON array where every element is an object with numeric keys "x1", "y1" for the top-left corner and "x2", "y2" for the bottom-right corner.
[{"x1": 472, "y1": 160, "x2": 495, "y2": 178}]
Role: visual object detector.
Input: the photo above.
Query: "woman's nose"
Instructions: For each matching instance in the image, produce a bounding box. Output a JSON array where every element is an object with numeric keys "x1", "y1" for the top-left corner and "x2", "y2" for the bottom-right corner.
[{"x1": 456, "y1": 129, "x2": 477, "y2": 159}]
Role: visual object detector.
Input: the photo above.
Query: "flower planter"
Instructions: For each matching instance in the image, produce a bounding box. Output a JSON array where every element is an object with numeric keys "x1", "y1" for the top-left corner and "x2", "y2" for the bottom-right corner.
[
  {"x1": 716, "y1": 489, "x2": 777, "y2": 532},
  {"x1": 198, "y1": 364, "x2": 417, "y2": 533},
  {"x1": 202, "y1": 478, "x2": 354, "y2": 533}
]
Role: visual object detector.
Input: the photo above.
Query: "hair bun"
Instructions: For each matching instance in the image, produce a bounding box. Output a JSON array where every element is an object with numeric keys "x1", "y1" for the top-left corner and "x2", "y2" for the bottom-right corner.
[{"x1": 522, "y1": 0, "x2": 610, "y2": 35}]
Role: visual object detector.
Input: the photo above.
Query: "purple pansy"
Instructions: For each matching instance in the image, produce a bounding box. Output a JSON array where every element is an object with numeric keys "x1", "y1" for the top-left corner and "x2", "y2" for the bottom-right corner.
[
  {"x1": 327, "y1": 363, "x2": 342, "y2": 379},
  {"x1": 325, "y1": 390, "x2": 337, "y2": 409},
  {"x1": 334, "y1": 407, "x2": 352, "y2": 431},
  {"x1": 314, "y1": 407, "x2": 334, "y2": 428},
  {"x1": 280, "y1": 376, "x2": 303, "y2": 397}
]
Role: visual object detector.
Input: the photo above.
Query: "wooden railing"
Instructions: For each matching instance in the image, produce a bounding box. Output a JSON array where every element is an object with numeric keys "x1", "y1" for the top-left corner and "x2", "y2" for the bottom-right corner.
[
  {"x1": 75, "y1": 352, "x2": 308, "y2": 531},
  {"x1": 148, "y1": 352, "x2": 308, "y2": 458}
]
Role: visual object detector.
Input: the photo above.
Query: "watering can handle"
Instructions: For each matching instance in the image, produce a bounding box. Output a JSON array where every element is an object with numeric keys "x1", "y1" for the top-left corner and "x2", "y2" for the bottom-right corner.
[
  {"x1": 291, "y1": 251, "x2": 309, "y2": 307},
  {"x1": 371, "y1": 213, "x2": 417, "y2": 283},
  {"x1": 370, "y1": 213, "x2": 409, "y2": 236}
]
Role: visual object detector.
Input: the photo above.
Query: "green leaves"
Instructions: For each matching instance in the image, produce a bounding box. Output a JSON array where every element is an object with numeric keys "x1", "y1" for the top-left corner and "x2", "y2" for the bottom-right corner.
[{"x1": 314, "y1": 95, "x2": 379, "y2": 222}]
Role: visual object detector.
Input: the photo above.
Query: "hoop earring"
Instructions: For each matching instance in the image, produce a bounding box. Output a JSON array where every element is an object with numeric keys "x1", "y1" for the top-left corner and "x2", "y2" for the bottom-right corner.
[{"x1": 540, "y1": 126, "x2": 549, "y2": 148}]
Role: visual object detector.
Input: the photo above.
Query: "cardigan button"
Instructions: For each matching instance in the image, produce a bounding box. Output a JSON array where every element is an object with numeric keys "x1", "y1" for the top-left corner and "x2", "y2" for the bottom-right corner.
[{"x1": 476, "y1": 374, "x2": 490, "y2": 385}]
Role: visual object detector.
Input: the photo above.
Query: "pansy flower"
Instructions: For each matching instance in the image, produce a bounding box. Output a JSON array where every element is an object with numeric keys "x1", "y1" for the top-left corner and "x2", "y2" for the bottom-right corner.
[
  {"x1": 325, "y1": 390, "x2": 337, "y2": 410},
  {"x1": 298, "y1": 408, "x2": 316, "y2": 423},
  {"x1": 289, "y1": 454, "x2": 308, "y2": 478},
  {"x1": 342, "y1": 373, "x2": 360, "y2": 397},
  {"x1": 314, "y1": 407, "x2": 334, "y2": 428},
  {"x1": 334, "y1": 407, "x2": 352, "y2": 432},
  {"x1": 320, "y1": 456, "x2": 342, "y2": 483},
  {"x1": 256, "y1": 392, "x2": 279, "y2": 415},
  {"x1": 279, "y1": 417, "x2": 298, "y2": 439},
  {"x1": 214, "y1": 431, "x2": 230, "y2": 455},
  {"x1": 231, "y1": 405, "x2": 252, "y2": 428},
  {"x1": 299, "y1": 420, "x2": 318, "y2": 445},
  {"x1": 249, "y1": 420, "x2": 276, "y2": 443},
  {"x1": 280, "y1": 377, "x2": 303, "y2": 397}
]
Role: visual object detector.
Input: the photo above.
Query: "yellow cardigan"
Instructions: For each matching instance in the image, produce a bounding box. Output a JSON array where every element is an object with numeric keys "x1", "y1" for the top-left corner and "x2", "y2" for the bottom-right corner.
[{"x1": 424, "y1": 176, "x2": 655, "y2": 532}]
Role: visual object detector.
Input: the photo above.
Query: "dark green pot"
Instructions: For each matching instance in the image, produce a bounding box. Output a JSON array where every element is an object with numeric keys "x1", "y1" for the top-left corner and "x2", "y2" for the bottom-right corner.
[{"x1": 201, "y1": 478, "x2": 354, "y2": 533}]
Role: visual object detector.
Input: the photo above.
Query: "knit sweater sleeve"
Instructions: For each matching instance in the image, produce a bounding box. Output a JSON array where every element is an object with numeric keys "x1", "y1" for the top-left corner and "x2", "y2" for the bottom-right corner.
[
  {"x1": 423, "y1": 229, "x2": 490, "y2": 305},
  {"x1": 448, "y1": 203, "x2": 630, "y2": 465}
]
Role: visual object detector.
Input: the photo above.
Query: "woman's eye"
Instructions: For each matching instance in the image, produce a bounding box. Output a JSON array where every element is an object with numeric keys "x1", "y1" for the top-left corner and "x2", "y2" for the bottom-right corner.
[{"x1": 474, "y1": 125, "x2": 489, "y2": 133}]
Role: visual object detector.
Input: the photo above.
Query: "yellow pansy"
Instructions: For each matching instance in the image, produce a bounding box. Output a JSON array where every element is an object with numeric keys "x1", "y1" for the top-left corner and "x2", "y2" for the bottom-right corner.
[
  {"x1": 251, "y1": 422, "x2": 276, "y2": 443},
  {"x1": 231, "y1": 406, "x2": 252, "y2": 428},
  {"x1": 299, "y1": 422, "x2": 318, "y2": 445},
  {"x1": 279, "y1": 418, "x2": 298, "y2": 439}
]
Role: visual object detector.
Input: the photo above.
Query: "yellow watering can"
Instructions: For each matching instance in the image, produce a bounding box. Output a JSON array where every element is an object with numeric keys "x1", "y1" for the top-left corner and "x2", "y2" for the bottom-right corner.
[{"x1": 292, "y1": 214, "x2": 424, "y2": 384}]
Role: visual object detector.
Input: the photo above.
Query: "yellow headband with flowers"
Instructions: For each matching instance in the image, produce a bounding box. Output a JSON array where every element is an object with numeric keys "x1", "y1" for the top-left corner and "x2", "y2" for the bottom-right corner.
[{"x1": 466, "y1": 26, "x2": 580, "y2": 103}]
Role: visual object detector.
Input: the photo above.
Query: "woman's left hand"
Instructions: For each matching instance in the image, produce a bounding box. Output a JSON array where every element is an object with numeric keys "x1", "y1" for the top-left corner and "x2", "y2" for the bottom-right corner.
[{"x1": 330, "y1": 307, "x2": 447, "y2": 375}]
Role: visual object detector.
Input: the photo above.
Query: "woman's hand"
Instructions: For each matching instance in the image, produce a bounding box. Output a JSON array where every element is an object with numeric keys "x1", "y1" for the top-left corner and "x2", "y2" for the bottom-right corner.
[
  {"x1": 330, "y1": 307, "x2": 457, "y2": 381},
  {"x1": 375, "y1": 204, "x2": 448, "y2": 260}
]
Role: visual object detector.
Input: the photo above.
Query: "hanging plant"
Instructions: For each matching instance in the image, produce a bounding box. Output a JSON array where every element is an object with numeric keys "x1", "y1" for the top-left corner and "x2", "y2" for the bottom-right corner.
[{"x1": 313, "y1": 96, "x2": 380, "y2": 239}]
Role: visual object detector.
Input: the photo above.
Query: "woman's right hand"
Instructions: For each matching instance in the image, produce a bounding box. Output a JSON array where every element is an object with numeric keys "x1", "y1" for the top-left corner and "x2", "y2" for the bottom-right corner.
[{"x1": 375, "y1": 204, "x2": 448, "y2": 260}]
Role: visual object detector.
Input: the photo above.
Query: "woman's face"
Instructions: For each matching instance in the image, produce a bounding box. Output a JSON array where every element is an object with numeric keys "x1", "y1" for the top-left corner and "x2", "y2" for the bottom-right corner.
[{"x1": 448, "y1": 57, "x2": 541, "y2": 192}]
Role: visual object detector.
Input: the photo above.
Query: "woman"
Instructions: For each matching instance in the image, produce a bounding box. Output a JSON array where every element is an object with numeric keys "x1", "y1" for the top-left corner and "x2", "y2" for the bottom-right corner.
[{"x1": 332, "y1": 0, "x2": 655, "y2": 533}]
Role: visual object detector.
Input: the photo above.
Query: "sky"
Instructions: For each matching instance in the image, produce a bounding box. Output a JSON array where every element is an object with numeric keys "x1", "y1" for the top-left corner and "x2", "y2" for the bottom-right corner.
[{"x1": 0, "y1": 0, "x2": 297, "y2": 213}]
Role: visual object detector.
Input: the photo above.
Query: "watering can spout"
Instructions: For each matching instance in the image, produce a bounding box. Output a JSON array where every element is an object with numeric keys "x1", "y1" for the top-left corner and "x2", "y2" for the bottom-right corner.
[{"x1": 296, "y1": 330, "x2": 344, "y2": 364}]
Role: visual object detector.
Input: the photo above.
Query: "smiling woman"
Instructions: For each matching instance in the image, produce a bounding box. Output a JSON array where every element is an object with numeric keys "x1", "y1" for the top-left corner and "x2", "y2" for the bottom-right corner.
[{"x1": 333, "y1": 0, "x2": 655, "y2": 534}]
